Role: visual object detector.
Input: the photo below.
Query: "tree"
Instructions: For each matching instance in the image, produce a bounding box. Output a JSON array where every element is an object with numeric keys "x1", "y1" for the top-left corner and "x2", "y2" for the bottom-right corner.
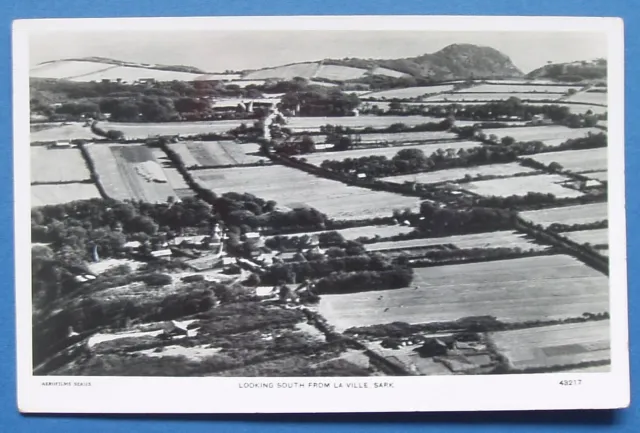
[{"x1": 500, "y1": 136, "x2": 516, "y2": 146}]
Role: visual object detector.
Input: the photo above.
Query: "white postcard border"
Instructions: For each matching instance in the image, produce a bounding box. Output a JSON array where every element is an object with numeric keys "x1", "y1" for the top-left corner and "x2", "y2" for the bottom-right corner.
[{"x1": 13, "y1": 15, "x2": 629, "y2": 414}]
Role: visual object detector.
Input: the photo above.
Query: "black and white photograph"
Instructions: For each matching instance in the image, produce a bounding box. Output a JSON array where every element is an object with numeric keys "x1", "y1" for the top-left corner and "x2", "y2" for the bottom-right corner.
[{"x1": 14, "y1": 15, "x2": 629, "y2": 413}]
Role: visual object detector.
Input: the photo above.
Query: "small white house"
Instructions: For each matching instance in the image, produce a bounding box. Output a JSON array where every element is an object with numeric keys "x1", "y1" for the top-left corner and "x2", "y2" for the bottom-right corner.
[{"x1": 150, "y1": 249, "x2": 172, "y2": 259}]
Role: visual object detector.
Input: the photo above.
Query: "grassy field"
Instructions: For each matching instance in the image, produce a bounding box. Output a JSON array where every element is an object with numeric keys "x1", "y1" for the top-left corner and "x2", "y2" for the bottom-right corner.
[
  {"x1": 381, "y1": 162, "x2": 537, "y2": 185},
  {"x1": 564, "y1": 92, "x2": 607, "y2": 106},
  {"x1": 265, "y1": 225, "x2": 415, "y2": 242},
  {"x1": 31, "y1": 183, "x2": 102, "y2": 207},
  {"x1": 524, "y1": 102, "x2": 608, "y2": 116},
  {"x1": 285, "y1": 115, "x2": 449, "y2": 133},
  {"x1": 243, "y1": 62, "x2": 321, "y2": 80},
  {"x1": 364, "y1": 85, "x2": 456, "y2": 100},
  {"x1": 31, "y1": 146, "x2": 92, "y2": 183},
  {"x1": 428, "y1": 93, "x2": 564, "y2": 102},
  {"x1": 31, "y1": 121, "x2": 246, "y2": 142},
  {"x1": 526, "y1": 148, "x2": 607, "y2": 173},
  {"x1": 365, "y1": 230, "x2": 547, "y2": 252},
  {"x1": 315, "y1": 64, "x2": 367, "y2": 81},
  {"x1": 463, "y1": 84, "x2": 581, "y2": 93},
  {"x1": 370, "y1": 67, "x2": 409, "y2": 79},
  {"x1": 584, "y1": 171, "x2": 608, "y2": 182},
  {"x1": 484, "y1": 126, "x2": 602, "y2": 143},
  {"x1": 561, "y1": 229, "x2": 609, "y2": 247},
  {"x1": 317, "y1": 255, "x2": 609, "y2": 332},
  {"x1": 169, "y1": 141, "x2": 267, "y2": 167},
  {"x1": 464, "y1": 174, "x2": 583, "y2": 198},
  {"x1": 67, "y1": 66, "x2": 206, "y2": 82},
  {"x1": 193, "y1": 165, "x2": 420, "y2": 220},
  {"x1": 520, "y1": 203, "x2": 609, "y2": 227},
  {"x1": 30, "y1": 60, "x2": 115, "y2": 80},
  {"x1": 489, "y1": 320, "x2": 610, "y2": 370},
  {"x1": 302, "y1": 141, "x2": 480, "y2": 165},
  {"x1": 87, "y1": 144, "x2": 179, "y2": 203}
]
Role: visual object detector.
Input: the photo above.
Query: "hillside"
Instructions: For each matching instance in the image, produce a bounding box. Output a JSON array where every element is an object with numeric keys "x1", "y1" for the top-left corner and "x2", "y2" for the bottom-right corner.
[
  {"x1": 32, "y1": 44, "x2": 524, "y2": 84},
  {"x1": 327, "y1": 43, "x2": 524, "y2": 80},
  {"x1": 527, "y1": 59, "x2": 607, "y2": 82}
]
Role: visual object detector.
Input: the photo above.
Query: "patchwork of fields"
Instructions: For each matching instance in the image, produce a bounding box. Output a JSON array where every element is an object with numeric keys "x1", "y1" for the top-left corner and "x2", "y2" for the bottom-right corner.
[
  {"x1": 520, "y1": 203, "x2": 609, "y2": 227},
  {"x1": 381, "y1": 162, "x2": 536, "y2": 185},
  {"x1": 489, "y1": 320, "x2": 610, "y2": 370},
  {"x1": 168, "y1": 141, "x2": 267, "y2": 167},
  {"x1": 317, "y1": 255, "x2": 609, "y2": 331},
  {"x1": 526, "y1": 148, "x2": 607, "y2": 173},
  {"x1": 31, "y1": 183, "x2": 102, "y2": 207},
  {"x1": 302, "y1": 140, "x2": 480, "y2": 165},
  {"x1": 463, "y1": 174, "x2": 582, "y2": 198},
  {"x1": 87, "y1": 144, "x2": 180, "y2": 202},
  {"x1": 31, "y1": 147, "x2": 92, "y2": 183},
  {"x1": 365, "y1": 230, "x2": 546, "y2": 252},
  {"x1": 192, "y1": 165, "x2": 421, "y2": 220}
]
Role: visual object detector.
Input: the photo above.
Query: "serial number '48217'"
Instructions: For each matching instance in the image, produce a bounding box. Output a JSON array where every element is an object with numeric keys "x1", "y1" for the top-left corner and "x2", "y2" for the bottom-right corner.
[{"x1": 559, "y1": 380, "x2": 583, "y2": 386}]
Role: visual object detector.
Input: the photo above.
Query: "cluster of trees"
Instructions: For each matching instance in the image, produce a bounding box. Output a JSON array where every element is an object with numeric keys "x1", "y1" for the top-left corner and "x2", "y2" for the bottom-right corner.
[
  {"x1": 265, "y1": 231, "x2": 352, "y2": 251},
  {"x1": 473, "y1": 190, "x2": 607, "y2": 211},
  {"x1": 263, "y1": 253, "x2": 398, "y2": 285},
  {"x1": 320, "y1": 132, "x2": 607, "y2": 179},
  {"x1": 415, "y1": 202, "x2": 515, "y2": 236},
  {"x1": 547, "y1": 220, "x2": 608, "y2": 233},
  {"x1": 313, "y1": 268, "x2": 414, "y2": 294},
  {"x1": 399, "y1": 245, "x2": 554, "y2": 268},
  {"x1": 280, "y1": 87, "x2": 360, "y2": 116}
]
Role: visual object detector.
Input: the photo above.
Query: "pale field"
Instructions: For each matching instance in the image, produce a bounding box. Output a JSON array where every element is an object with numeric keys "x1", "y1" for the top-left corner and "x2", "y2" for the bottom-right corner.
[
  {"x1": 192, "y1": 165, "x2": 420, "y2": 220},
  {"x1": 463, "y1": 84, "x2": 581, "y2": 93},
  {"x1": 30, "y1": 61, "x2": 116, "y2": 80},
  {"x1": 30, "y1": 147, "x2": 92, "y2": 183},
  {"x1": 381, "y1": 162, "x2": 536, "y2": 185},
  {"x1": 225, "y1": 80, "x2": 268, "y2": 87},
  {"x1": 31, "y1": 183, "x2": 102, "y2": 207},
  {"x1": 427, "y1": 93, "x2": 564, "y2": 102},
  {"x1": 561, "y1": 228, "x2": 609, "y2": 246},
  {"x1": 564, "y1": 92, "x2": 607, "y2": 106},
  {"x1": 489, "y1": 320, "x2": 610, "y2": 370},
  {"x1": 370, "y1": 67, "x2": 409, "y2": 79},
  {"x1": 169, "y1": 141, "x2": 266, "y2": 167},
  {"x1": 285, "y1": 115, "x2": 445, "y2": 132},
  {"x1": 356, "y1": 130, "x2": 458, "y2": 143},
  {"x1": 315, "y1": 64, "x2": 367, "y2": 81},
  {"x1": 524, "y1": 102, "x2": 608, "y2": 115},
  {"x1": 87, "y1": 144, "x2": 178, "y2": 203},
  {"x1": 364, "y1": 85, "x2": 456, "y2": 100},
  {"x1": 527, "y1": 148, "x2": 607, "y2": 173},
  {"x1": 243, "y1": 62, "x2": 320, "y2": 80},
  {"x1": 583, "y1": 171, "x2": 608, "y2": 182},
  {"x1": 365, "y1": 230, "x2": 546, "y2": 252},
  {"x1": 67, "y1": 66, "x2": 206, "y2": 82},
  {"x1": 308, "y1": 81, "x2": 339, "y2": 87},
  {"x1": 520, "y1": 203, "x2": 609, "y2": 227},
  {"x1": 485, "y1": 126, "x2": 603, "y2": 143},
  {"x1": 483, "y1": 79, "x2": 573, "y2": 85},
  {"x1": 148, "y1": 148, "x2": 191, "y2": 192},
  {"x1": 302, "y1": 141, "x2": 480, "y2": 165},
  {"x1": 31, "y1": 121, "x2": 246, "y2": 142},
  {"x1": 464, "y1": 174, "x2": 583, "y2": 198},
  {"x1": 317, "y1": 255, "x2": 609, "y2": 332},
  {"x1": 195, "y1": 73, "x2": 243, "y2": 81},
  {"x1": 264, "y1": 225, "x2": 415, "y2": 241}
]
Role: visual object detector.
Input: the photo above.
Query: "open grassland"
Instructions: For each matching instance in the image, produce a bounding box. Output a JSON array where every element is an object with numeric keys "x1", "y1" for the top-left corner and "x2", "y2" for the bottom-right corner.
[
  {"x1": 317, "y1": 255, "x2": 609, "y2": 332},
  {"x1": 265, "y1": 225, "x2": 415, "y2": 242},
  {"x1": 316, "y1": 64, "x2": 367, "y2": 81},
  {"x1": 169, "y1": 141, "x2": 266, "y2": 167},
  {"x1": 30, "y1": 61, "x2": 117, "y2": 80},
  {"x1": 520, "y1": 203, "x2": 608, "y2": 227},
  {"x1": 564, "y1": 92, "x2": 607, "y2": 106},
  {"x1": 526, "y1": 148, "x2": 607, "y2": 173},
  {"x1": 524, "y1": 102, "x2": 608, "y2": 116},
  {"x1": 365, "y1": 230, "x2": 546, "y2": 252},
  {"x1": 485, "y1": 125, "x2": 602, "y2": 143},
  {"x1": 584, "y1": 171, "x2": 608, "y2": 182},
  {"x1": 463, "y1": 84, "x2": 581, "y2": 94},
  {"x1": 381, "y1": 162, "x2": 536, "y2": 185},
  {"x1": 31, "y1": 121, "x2": 246, "y2": 142},
  {"x1": 31, "y1": 183, "x2": 102, "y2": 207},
  {"x1": 370, "y1": 67, "x2": 409, "y2": 79},
  {"x1": 464, "y1": 174, "x2": 583, "y2": 198},
  {"x1": 193, "y1": 165, "x2": 420, "y2": 220},
  {"x1": 302, "y1": 141, "x2": 480, "y2": 165},
  {"x1": 87, "y1": 144, "x2": 179, "y2": 202},
  {"x1": 364, "y1": 85, "x2": 456, "y2": 100},
  {"x1": 243, "y1": 62, "x2": 321, "y2": 80},
  {"x1": 490, "y1": 320, "x2": 610, "y2": 370},
  {"x1": 286, "y1": 115, "x2": 447, "y2": 133},
  {"x1": 67, "y1": 66, "x2": 206, "y2": 82},
  {"x1": 561, "y1": 229, "x2": 609, "y2": 247},
  {"x1": 31, "y1": 147, "x2": 92, "y2": 183},
  {"x1": 428, "y1": 93, "x2": 564, "y2": 102},
  {"x1": 148, "y1": 148, "x2": 192, "y2": 197}
]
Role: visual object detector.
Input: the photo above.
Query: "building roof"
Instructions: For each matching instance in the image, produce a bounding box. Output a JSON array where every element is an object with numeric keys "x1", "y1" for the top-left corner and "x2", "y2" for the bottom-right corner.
[
  {"x1": 123, "y1": 241, "x2": 142, "y2": 249},
  {"x1": 169, "y1": 235, "x2": 209, "y2": 245},
  {"x1": 150, "y1": 249, "x2": 172, "y2": 257},
  {"x1": 245, "y1": 232, "x2": 261, "y2": 239}
]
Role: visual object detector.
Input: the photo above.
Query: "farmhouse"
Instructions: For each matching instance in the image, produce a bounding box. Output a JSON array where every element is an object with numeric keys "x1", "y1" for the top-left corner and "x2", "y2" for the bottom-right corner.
[{"x1": 149, "y1": 249, "x2": 172, "y2": 259}]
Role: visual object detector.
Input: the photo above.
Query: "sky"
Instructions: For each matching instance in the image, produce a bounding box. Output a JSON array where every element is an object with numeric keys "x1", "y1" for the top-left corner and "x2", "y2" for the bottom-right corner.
[{"x1": 29, "y1": 30, "x2": 608, "y2": 74}]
